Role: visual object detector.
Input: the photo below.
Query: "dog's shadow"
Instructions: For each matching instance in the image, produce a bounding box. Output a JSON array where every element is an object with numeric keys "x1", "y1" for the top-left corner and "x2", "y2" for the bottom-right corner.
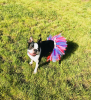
[
  {"x1": 62, "y1": 41, "x2": 78, "y2": 59},
  {"x1": 59, "y1": 41, "x2": 79, "y2": 64},
  {"x1": 39, "y1": 41, "x2": 79, "y2": 67}
]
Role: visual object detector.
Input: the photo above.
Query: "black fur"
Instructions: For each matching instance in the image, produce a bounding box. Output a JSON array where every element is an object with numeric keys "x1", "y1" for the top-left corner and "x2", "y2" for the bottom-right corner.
[
  {"x1": 28, "y1": 41, "x2": 34, "y2": 50},
  {"x1": 38, "y1": 36, "x2": 54, "y2": 62}
]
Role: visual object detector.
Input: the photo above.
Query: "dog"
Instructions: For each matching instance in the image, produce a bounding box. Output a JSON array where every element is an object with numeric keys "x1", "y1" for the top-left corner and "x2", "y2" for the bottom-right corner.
[{"x1": 27, "y1": 35, "x2": 54, "y2": 74}]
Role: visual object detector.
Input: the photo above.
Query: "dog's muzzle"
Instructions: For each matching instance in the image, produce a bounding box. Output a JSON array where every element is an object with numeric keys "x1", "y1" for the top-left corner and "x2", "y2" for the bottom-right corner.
[
  {"x1": 34, "y1": 49, "x2": 38, "y2": 54},
  {"x1": 34, "y1": 49, "x2": 40, "y2": 55},
  {"x1": 28, "y1": 49, "x2": 40, "y2": 56}
]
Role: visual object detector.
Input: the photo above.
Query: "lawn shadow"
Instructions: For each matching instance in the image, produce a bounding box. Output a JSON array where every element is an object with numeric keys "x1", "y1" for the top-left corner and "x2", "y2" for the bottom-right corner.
[
  {"x1": 39, "y1": 61, "x2": 50, "y2": 69},
  {"x1": 60, "y1": 41, "x2": 79, "y2": 62}
]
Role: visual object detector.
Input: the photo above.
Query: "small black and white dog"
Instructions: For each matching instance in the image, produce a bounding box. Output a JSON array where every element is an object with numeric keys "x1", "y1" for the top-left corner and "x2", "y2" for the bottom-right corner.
[{"x1": 27, "y1": 35, "x2": 54, "y2": 74}]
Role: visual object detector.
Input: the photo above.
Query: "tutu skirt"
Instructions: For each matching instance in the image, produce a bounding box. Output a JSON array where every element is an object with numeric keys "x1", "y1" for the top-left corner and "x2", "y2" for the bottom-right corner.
[{"x1": 47, "y1": 34, "x2": 67, "y2": 62}]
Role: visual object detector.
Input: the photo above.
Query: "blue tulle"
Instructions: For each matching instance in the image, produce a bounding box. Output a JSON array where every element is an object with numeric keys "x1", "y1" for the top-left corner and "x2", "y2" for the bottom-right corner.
[{"x1": 47, "y1": 34, "x2": 67, "y2": 62}]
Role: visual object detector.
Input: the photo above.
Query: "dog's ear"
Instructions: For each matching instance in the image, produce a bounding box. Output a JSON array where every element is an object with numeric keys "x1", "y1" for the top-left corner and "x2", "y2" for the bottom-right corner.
[
  {"x1": 28, "y1": 36, "x2": 33, "y2": 43},
  {"x1": 38, "y1": 34, "x2": 42, "y2": 44}
]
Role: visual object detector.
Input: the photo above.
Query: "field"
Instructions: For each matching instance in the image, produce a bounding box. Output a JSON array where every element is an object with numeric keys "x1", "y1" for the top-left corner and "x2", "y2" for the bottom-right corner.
[{"x1": 0, "y1": 0, "x2": 91, "y2": 99}]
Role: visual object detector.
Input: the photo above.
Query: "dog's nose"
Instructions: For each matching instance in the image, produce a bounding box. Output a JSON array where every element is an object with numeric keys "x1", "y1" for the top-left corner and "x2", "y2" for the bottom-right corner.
[{"x1": 34, "y1": 49, "x2": 37, "y2": 53}]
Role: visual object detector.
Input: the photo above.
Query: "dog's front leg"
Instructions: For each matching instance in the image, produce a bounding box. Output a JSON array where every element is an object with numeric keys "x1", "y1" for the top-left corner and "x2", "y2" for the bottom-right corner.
[
  {"x1": 33, "y1": 60, "x2": 39, "y2": 74},
  {"x1": 29, "y1": 59, "x2": 33, "y2": 65}
]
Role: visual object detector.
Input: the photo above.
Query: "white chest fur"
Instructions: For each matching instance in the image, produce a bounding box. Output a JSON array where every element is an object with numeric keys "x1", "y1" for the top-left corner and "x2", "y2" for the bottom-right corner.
[
  {"x1": 27, "y1": 42, "x2": 41, "y2": 74},
  {"x1": 27, "y1": 50, "x2": 40, "y2": 62}
]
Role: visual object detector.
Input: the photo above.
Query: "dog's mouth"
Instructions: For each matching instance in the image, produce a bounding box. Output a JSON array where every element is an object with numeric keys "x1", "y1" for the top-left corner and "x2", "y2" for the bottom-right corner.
[
  {"x1": 28, "y1": 49, "x2": 40, "y2": 56},
  {"x1": 28, "y1": 51, "x2": 37, "y2": 56}
]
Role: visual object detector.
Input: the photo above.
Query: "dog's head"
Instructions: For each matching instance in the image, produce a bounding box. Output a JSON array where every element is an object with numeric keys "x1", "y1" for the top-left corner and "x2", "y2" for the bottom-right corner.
[{"x1": 28, "y1": 37, "x2": 40, "y2": 56}]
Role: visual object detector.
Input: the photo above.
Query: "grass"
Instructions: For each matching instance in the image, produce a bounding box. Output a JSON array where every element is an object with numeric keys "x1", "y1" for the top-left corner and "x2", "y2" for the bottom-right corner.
[{"x1": 0, "y1": 0, "x2": 91, "y2": 99}]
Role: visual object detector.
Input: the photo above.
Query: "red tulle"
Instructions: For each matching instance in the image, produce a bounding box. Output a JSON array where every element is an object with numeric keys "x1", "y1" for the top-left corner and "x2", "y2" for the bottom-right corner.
[{"x1": 47, "y1": 34, "x2": 67, "y2": 62}]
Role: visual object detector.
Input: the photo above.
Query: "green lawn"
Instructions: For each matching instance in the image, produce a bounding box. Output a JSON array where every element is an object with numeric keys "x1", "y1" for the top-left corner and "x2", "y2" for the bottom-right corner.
[{"x1": 0, "y1": 0, "x2": 91, "y2": 99}]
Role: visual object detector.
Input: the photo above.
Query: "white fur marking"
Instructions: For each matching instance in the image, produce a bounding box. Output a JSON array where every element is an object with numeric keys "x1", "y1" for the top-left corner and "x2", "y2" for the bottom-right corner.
[{"x1": 27, "y1": 47, "x2": 41, "y2": 74}]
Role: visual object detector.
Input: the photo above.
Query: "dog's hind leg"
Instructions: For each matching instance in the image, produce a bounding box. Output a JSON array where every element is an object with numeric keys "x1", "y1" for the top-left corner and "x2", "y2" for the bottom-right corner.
[{"x1": 33, "y1": 60, "x2": 39, "y2": 74}]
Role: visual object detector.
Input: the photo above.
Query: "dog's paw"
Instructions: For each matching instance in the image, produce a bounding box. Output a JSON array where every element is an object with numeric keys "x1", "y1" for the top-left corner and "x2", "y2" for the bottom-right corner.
[
  {"x1": 29, "y1": 62, "x2": 33, "y2": 65},
  {"x1": 33, "y1": 71, "x2": 37, "y2": 74}
]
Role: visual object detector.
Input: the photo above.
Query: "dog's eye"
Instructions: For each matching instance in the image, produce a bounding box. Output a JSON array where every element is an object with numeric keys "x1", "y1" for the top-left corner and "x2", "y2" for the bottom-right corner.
[
  {"x1": 29, "y1": 42, "x2": 34, "y2": 49},
  {"x1": 29, "y1": 46, "x2": 33, "y2": 49},
  {"x1": 31, "y1": 43, "x2": 34, "y2": 47}
]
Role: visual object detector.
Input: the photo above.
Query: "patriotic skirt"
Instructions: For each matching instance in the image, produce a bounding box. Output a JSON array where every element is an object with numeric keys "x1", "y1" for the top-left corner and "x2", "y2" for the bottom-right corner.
[{"x1": 47, "y1": 34, "x2": 67, "y2": 62}]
